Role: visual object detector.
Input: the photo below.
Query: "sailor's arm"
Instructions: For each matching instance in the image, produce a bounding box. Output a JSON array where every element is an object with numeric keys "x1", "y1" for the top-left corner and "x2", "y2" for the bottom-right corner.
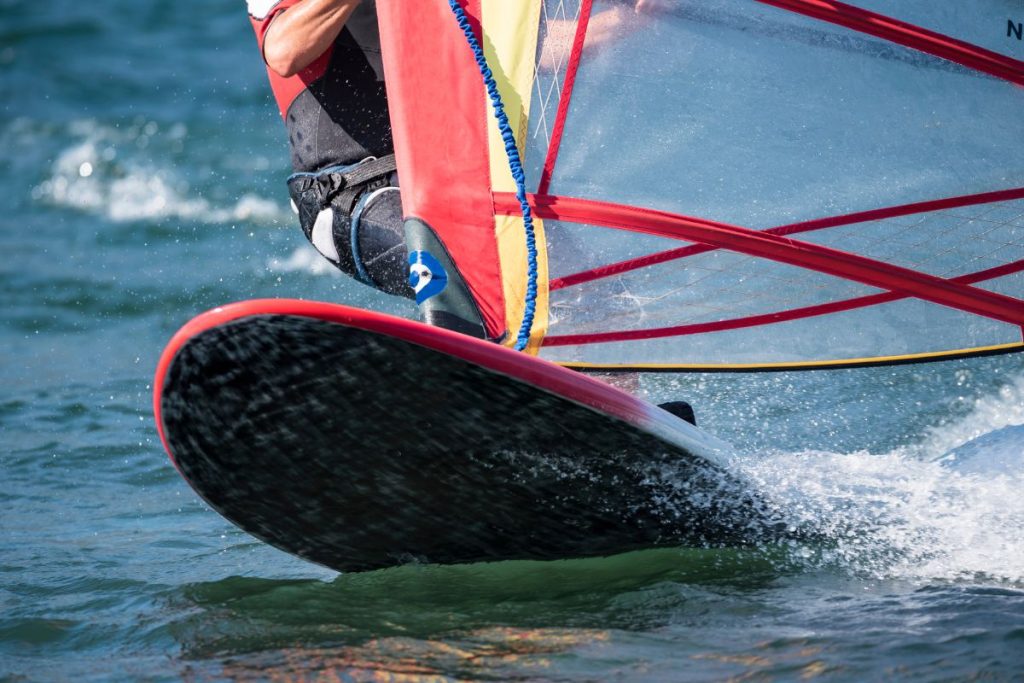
[{"x1": 263, "y1": 0, "x2": 362, "y2": 77}]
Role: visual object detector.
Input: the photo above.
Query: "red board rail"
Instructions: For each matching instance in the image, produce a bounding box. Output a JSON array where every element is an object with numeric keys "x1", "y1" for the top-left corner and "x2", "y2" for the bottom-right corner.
[{"x1": 152, "y1": 299, "x2": 710, "y2": 464}]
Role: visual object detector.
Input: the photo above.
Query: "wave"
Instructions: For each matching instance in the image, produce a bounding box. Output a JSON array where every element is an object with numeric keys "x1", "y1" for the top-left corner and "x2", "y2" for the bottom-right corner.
[
  {"x1": 30, "y1": 119, "x2": 288, "y2": 225},
  {"x1": 736, "y1": 373, "x2": 1024, "y2": 584},
  {"x1": 913, "y1": 373, "x2": 1024, "y2": 461}
]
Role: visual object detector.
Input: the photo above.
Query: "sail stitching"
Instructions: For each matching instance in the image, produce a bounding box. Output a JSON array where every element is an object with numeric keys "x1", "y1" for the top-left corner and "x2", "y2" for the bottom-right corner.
[
  {"x1": 531, "y1": 0, "x2": 578, "y2": 149},
  {"x1": 537, "y1": 0, "x2": 592, "y2": 195}
]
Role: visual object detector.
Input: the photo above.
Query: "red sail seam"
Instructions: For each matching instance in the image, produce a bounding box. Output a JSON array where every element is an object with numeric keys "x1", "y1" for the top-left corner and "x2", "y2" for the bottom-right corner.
[
  {"x1": 534, "y1": 188, "x2": 1024, "y2": 290},
  {"x1": 492, "y1": 193, "x2": 1024, "y2": 325},
  {"x1": 543, "y1": 260, "x2": 1024, "y2": 346},
  {"x1": 537, "y1": 0, "x2": 593, "y2": 196},
  {"x1": 754, "y1": 0, "x2": 1024, "y2": 87}
]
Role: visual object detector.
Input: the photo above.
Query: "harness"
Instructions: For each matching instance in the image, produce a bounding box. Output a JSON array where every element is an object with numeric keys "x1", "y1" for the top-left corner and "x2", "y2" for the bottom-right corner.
[
  {"x1": 287, "y1": 154, "x2": 397, "y2": 218},
  {"x1": 286, "y1": 154, "x2": 400, "y2": 288}
]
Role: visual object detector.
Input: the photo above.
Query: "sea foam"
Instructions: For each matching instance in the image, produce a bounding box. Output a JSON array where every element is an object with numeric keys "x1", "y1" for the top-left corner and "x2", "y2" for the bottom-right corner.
[
  {"x1": 32, "y1": 119, "x2": 288, "y2": 225},
  {"x1": 735, "y1": 373, "x2": 1024, "y2": 584}
]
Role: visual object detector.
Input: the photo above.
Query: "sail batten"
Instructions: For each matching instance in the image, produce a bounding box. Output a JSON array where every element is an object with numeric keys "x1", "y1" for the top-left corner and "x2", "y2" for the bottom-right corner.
[
  {"x1": 494, "y1": 193, "x2": 1024, "y2": 326},
  {"x1": 536, "y1": 188, "x2": 1024, "y2": 291},
  {"x1": 544, "y1": 260, "x2": 1024, "y2": 347}
]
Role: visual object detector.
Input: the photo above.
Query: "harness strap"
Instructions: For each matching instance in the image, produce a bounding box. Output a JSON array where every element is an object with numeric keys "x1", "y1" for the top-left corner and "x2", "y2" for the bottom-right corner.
[
  {"x1": 288, "y1": 154, "x2": 398, "y2": 217},
  {"x1": 326, "y1": 154, "x2": 397, "y2": 215}
]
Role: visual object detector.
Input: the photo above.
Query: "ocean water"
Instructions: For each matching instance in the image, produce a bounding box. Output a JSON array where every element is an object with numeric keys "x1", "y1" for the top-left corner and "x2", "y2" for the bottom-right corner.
[{"x1": 3, "y1": 1, "x2": 1024, "y2": 681}]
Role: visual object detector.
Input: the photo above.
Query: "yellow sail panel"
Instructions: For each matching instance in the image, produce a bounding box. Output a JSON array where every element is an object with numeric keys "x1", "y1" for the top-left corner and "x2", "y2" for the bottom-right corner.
[
  {"x1": 481, "y1": 0, "x2": 541, "y2": 189},
  {"x1": 481, "y1": 0, "x2": 549, "y2": 350},
  {"x1": 496, "y1": 213, "x2": 550, "y2": 353}
]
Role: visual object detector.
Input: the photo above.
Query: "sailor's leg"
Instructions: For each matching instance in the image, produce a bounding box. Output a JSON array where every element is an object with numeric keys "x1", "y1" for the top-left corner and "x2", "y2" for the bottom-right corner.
[
  {"x1": 289, "y1": 178, "x2": 411, "y2": 299},
  {"x1": 348, "y1": 187, "x2": 410, "y2": 297}
]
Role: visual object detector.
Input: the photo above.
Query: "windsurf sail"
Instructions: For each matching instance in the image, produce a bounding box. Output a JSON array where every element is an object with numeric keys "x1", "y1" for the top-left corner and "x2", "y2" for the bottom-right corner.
[{"x1": 378, "y1": 1, "x2": 1024, "y2": 371}]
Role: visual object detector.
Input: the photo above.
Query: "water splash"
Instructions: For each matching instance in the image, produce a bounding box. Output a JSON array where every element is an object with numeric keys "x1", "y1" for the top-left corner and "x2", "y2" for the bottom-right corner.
[
  {"x1": 266, "y1": 246, "x2": 343, "y2": 277},
  {"x1": 912, "y1": 372, "x2": 1024, "y2": 461},
  {"x1": 30, "y1": 119, "x2": 286, "y2": 224},
  {"x1": 735, "y1": 373, "x2": 1024, "y2": 584}
]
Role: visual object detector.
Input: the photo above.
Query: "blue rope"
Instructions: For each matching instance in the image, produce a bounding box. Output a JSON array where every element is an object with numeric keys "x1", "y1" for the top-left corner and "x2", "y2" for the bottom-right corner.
[{"x1": 447, "y1": 0, "x2": 539, "y2": 352}]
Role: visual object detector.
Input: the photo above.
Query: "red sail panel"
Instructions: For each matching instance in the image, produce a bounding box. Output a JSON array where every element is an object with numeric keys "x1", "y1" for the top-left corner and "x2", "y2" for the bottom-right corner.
[{"x1": 376, "y1": 0, "x2": 506, "y2": 339}]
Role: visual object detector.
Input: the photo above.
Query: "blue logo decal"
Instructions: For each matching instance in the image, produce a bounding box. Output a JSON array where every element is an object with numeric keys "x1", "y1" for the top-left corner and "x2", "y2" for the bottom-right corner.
[{"x1": 408, "y1": 250, "x2": 448, "y2": 304}]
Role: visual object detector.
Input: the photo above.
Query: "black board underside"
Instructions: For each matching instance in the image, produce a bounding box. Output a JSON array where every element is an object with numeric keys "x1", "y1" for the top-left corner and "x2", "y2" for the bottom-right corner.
[{"x1": 160, "y1": 315, "x2": 771, "y2": 572}]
